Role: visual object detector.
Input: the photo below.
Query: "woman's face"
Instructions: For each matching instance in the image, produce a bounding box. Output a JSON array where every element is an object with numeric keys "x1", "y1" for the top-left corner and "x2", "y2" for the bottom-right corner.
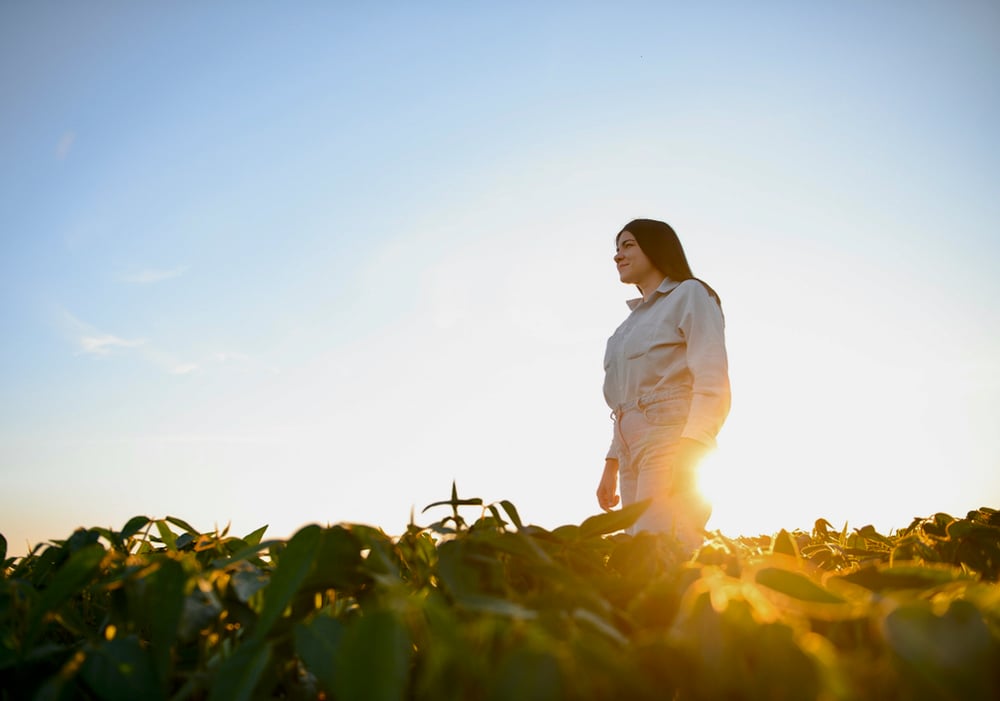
[{"x1": 614, "y1": 230, "x2": 658, "y2": 286}]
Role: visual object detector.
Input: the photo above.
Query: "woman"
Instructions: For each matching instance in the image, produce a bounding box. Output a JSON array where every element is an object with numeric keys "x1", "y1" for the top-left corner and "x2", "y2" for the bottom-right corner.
[{"x1": 597, "y1": 219, "x2": 730, "y2": 551}]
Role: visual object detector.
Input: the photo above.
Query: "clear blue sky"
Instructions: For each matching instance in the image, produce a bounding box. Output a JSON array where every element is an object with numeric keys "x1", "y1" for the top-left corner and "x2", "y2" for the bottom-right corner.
[{"x1": 2, "y1": 2, "x2": 998, "y2": 554}]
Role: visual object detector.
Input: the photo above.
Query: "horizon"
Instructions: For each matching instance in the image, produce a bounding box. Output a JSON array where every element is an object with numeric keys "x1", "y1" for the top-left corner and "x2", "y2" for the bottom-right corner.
[{"x1": 2, "y1": 2, "x2": 998, "y2": 556}]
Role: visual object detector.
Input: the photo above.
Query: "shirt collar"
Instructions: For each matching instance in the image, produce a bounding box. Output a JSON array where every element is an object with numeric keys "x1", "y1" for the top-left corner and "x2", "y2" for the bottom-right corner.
[{"x1": 625, "y1": 277, "x2": 680, "y2": 311}]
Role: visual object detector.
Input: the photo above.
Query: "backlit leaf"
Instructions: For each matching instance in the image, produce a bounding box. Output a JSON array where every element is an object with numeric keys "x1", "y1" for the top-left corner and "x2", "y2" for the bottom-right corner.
[
  {"x1": 755, "y1": 567, "x2": 845, "y2": 604},
  {"x1": 154, "y1": 521, "x2": 176, "y2": 552},
  {"x1": 242, "y1": 524, "x2": 268, "y2": 547},
  {"x1": 499, "y1": 500, "x2": 524, "y2": 530},
  {"x1": 578, "y1": 500, "x2": 650, "y2": 539}
]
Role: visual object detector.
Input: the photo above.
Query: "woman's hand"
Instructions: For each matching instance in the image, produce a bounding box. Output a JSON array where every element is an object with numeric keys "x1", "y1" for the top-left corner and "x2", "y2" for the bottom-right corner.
[
  {"x1": 597, "y1": 458, "x2": 620, "y2": 511},
  {"x1": 671, "y1": 438, "x2": 708, "y2": 495}
]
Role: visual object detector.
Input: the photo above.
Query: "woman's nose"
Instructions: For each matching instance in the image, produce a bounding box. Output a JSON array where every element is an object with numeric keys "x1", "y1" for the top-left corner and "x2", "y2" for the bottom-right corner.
[{"x1": 613, "y1": 251, "x2": 623, "y2": 262}]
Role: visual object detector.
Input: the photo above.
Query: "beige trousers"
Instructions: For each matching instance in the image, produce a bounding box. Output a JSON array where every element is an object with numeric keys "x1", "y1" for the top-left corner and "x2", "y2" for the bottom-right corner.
[{"x1": 612, "y1": 389, "x2": 711, "y2": 551}]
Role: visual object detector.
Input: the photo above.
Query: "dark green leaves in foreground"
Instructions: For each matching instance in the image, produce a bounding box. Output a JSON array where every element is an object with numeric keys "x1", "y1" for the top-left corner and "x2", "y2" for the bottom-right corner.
[{"x1": 2, "y1": 499, "x2": 1000, "y2": 700}]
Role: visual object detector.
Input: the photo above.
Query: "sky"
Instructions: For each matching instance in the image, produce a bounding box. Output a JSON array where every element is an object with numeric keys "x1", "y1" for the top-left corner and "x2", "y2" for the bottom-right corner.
[{"x1": 2, "y1": 2, "x2": 998, "y2": 556}]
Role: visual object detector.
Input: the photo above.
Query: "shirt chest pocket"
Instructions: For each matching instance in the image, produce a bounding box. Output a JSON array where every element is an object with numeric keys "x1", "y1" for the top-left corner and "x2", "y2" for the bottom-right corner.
[{"x1": 623, "y1": 323, "x2": 658, "y2": 360}]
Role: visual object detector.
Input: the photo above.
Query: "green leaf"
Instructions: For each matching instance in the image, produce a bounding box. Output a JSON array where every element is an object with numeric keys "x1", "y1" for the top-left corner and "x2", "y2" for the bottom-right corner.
[
  {"x1": 242, "y1": 524, "x2": 268, "y2": 547},
  {"x1": 251, "y1": 524, "x2": 321, "y2": 641},
  {"x1": 213, "y1": 538, "x2": 282, "y2": 569},
  {"x1": 154, "y1": 521, "x2": 177, "y2": 552},
  {"x1": 884, "y1": 600, "x2": 998, "y2": 699},
  {"x1": 335, "y1": 611, "x2": 412, "y2": 701},
  {"x1": 436, "y1": 539, "x2": 499, "y2": 601},
  {"x1": 551, "y1": 524, "x2": 581, "y2": 540},
  {"x1": 294, "y1": 616, "x2": 346, "y2": 696},
  {"x1": 755, "y1": 567, "x2": 845, "y2": 604},
  {"x1": 147, "y1": 557, "x2": 187, "y2": 685},
  {"x1": 165, "y1": 516, "x2": 199, "y2": 536},
  {"x1": 302, "y1": 526, "x2": 366, "y2": 592},
  {"x1": 120, "y1": 516, "x2": 150, "y2": 541},
  {"x1": 455, "y1": 594, "x2": 538, "y2": 619},
  {"x1": 840, "y1": 563, "x2": 971, "y2": 592},
  {"x1": 80, "y1": 635, "x2": 165, "y2": 701},
  {"x1": 207, "y1": 640, "x2": 272, "y2": 701},
  {"x1": 499, "y1": 500, "x2": 524, "y2": 530},
  {"x1": 27, "y1": 543, "x2": 105, "y2": 644},
  {"x1": 490, "y1": 532, "x2": 553, "y2": 567},
  {"x1": 231, "y1": 568, "x2": 269, "y2": 603},
  {"x1": 578, "y1": 500, "x2": 650, "y2": 539},
  {"x1": 488, "y1": 647, "x2": 564, "y2": 701}
]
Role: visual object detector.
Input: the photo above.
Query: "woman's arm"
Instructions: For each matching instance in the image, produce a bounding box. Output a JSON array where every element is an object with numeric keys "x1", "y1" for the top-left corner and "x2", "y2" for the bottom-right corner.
[
  {"x1": 677, "y1": 281, "x2": 731, "y2": 449},
  {"x1": 597, "y1": 458, "x2": 620, "y2": 511}
]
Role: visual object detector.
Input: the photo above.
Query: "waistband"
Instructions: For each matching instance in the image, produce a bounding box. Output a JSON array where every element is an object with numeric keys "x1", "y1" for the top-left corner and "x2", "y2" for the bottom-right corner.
[{"x1": 610, "y1": 388, "x2": 689, "y2": 420}]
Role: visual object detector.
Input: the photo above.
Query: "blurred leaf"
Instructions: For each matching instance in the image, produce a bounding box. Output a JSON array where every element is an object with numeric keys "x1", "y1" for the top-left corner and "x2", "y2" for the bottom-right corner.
[
  {"x1": 458, "y1": 594, "x2": 538, "y2": 619},
  {"x1": 27, "y1": 543, "x2": 105, "y2": 644},
  {"x1": 214, "y1": 538, "x2": 282, "y2": 569},
  {"x1": 65, "y1": 529, "x2": 100, "y2": 553},
  {"x1": 488, "y1": 647, "x2": 564, "y2": 701},
  {"x1": 572, "y1": 607, "x2": 628, "y2": 646},
  {"x1": 771, "y1": 529, "x2": 800, "y2": 558},
  {"x1": 177, "y1": 584, "x2": 222, "y2": 643},
  {"x1": 80, "y1": 635, "x2": 164, "y2": 701},
  {"x1": 856, "y1": 525, "x2": 893, "y2": 548},
  {"x1": 335, "y1": 610, "x2": 412, "y2": 701},
  {"x1": 147, "y1": 557, "x2": 187, "y2": 684},
  {"x1": 551, "y1": 524, "x2": 581, "y2": 540},
  {"x1": 490, "y1": 531, "x2": 553, "y2": 567},
  {"x1": 813, "y1": 519, "x2": 835, "y2": 539},
  {"x1": 251, "y1": 525, "x2": 321, "y2": 640},
  {"x1": 840, "y1": 563, "x2": 972, "y2": 592},
  {"x1": 231, "y1": 568, "x2": 269, "y2": 603},
  {"x1": 294, "y1": 615, "x2": 345, "y2": 696},
  {"x1": 0, "y1": 533, "x2": 6, "y2": 564},
  {"x1": 578, "y1": 500, "x2": 650, "y2": 540},
  {"x1": 207, "y1": 640, "x2": 271, "y2": 701},
  {"x1": 755, "y1": 567, "x2": 845, "y2": 604},
  {"x1": 302, "y1": 526, "x2": 367, "y2": 592},
  {"x1": 884, "y1": 599, "x2": 999, "y2": 700},
  {"x1": 436, "y1": 539, "x2": 504, "y2": 602}
]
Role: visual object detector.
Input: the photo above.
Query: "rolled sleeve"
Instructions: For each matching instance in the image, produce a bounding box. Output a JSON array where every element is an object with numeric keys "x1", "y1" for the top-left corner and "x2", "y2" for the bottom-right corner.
[{"x1": 606, "y1": 432, "x2": 621, "y2": 461}]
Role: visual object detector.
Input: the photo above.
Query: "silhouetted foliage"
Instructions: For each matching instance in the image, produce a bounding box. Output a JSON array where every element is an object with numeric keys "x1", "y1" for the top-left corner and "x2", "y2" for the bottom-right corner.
[{"x1": 2, "y1": 488, "x2": 998, "y2": 700}]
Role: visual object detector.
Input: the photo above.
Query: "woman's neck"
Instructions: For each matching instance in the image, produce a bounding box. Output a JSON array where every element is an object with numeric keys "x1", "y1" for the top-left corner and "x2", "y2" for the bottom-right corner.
[{"x1": 638, "y1": 274, "x2": 668, "y2": 302}]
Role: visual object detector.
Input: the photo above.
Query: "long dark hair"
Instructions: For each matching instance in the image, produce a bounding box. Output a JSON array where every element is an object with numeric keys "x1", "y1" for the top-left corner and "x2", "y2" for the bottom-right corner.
[{"x1": 617, "y1": 218, "x2": 721, "y2": 306}]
